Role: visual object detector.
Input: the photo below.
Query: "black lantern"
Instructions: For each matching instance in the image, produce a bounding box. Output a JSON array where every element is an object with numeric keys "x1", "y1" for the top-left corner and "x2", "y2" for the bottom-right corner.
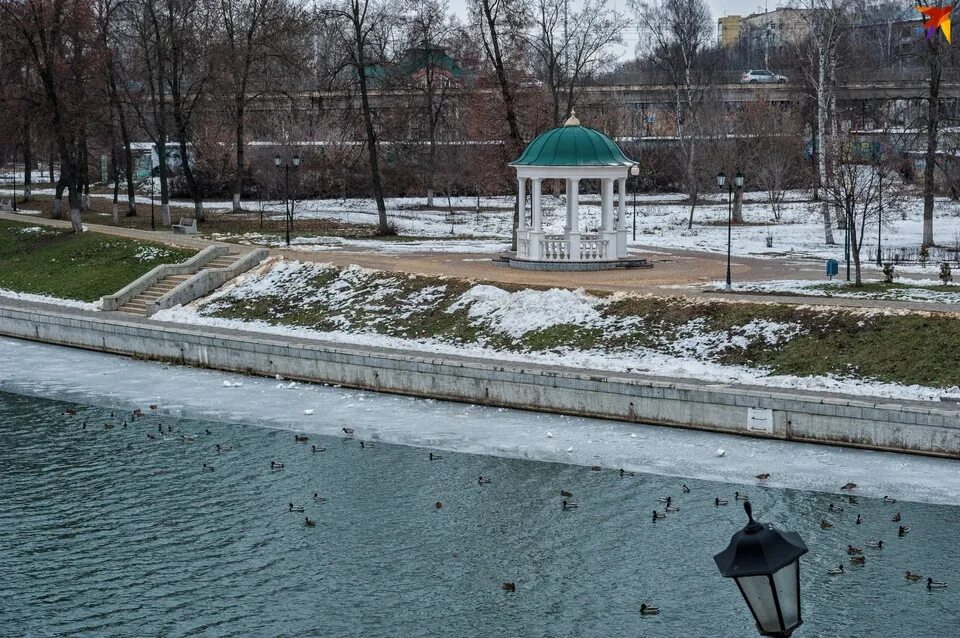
[
  {"x1": 716, "y1": 170, "x2": 727, "y2": 188},
  {"x1": 274, "y1": 155, "x2": 282, "y2": 168},
  {"x1": 292, "y1": 155, "x2": 301, "y2": 167},
  {"x1": 713, "y1": 501, "x2": 808, "y2": 637},
  {"x1": 735, "y1": 171, "x2": 746, "y2": 188}
]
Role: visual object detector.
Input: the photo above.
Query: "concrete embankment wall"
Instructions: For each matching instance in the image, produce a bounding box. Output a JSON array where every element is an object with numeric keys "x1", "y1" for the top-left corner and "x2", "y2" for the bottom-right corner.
[{"x1": 2, "y1": 300, "x2": 959, "y2": 459}]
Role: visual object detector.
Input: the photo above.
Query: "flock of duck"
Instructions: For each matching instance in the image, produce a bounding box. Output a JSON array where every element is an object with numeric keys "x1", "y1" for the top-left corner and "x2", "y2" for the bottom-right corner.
[{"x1": 69, "y1": 407, "x2": 948, "y2": 615}]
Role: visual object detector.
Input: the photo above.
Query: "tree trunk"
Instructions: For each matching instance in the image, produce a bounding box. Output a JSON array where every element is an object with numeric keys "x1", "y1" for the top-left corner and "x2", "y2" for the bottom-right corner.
[
  {"x1": 354, "y1": 19, "x2": 389, "y2": 235},
  {"x1": 923, "y1": 40, "x2": 941, "y2": 248},
  {"x1": 816, "y1": 47, "x2": 835, "y2": 244},
  {"x1": 232, "y1": 98, "x2": 245, "y2": 212},
  {"x1": 22, "y1": 122, "x2": 32, "y2": 200},
  {"x1": 112, "y1": 145, "x2": 120, "y2": 224},
  {"x1": 53, "y1": 179, "x2": 65, "y2": 219},
  {"x1": 849, "y1": 206, "x2": 862, "y2": 286},
  {"x1": 107, "y1": 61, "x2": 136, "y2": 216},
  {"x1": 480, "y1": 0, "x2": 523, "y2": 250},
  {"x1": 732, "y1": 188, "x2": 744, "y2": 224}
]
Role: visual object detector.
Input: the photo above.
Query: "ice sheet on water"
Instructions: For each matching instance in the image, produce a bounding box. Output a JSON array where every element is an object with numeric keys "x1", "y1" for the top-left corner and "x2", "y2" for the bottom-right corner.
[{"x1": 1, "y1": 336, "x2": 959, "y2": 506}]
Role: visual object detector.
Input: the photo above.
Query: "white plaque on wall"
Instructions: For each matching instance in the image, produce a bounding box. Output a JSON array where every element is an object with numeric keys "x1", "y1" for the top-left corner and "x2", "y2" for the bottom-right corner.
[{"x1": 747, "y1": 408, "x2": 774, "y2": 433}]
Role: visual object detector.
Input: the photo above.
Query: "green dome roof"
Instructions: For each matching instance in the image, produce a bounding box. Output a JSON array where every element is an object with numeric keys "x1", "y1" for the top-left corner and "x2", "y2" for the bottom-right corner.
[{"x1": 511, "y1": 116, "x2": 634, "y2": 167}]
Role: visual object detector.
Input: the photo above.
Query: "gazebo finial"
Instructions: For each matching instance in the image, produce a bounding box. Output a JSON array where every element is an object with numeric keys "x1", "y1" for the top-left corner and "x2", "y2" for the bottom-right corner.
[{"x1": 564, "y1": 110, "x2": 580, "y2": 127}]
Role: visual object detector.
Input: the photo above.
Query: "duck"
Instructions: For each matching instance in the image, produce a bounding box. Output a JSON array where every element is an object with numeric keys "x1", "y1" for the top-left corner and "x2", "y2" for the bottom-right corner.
[
  {"x1": 202, "y1": 463, "x2": 215, "y2": 472},
  {"x1": 665, "y1": 505, "x2": 680, "y2": 512},
  {"x1": 270, "y1": 461, "x2": 284, "y2": 470},
  {"x1": 429, "y1": 452, "x2": 442, "y2": 461},
  {"x1": 657, "y1": 496, "x2": 671, "y2": 503},
  {"x1": 715, "y1": 497, "x2": 728, "y2": 506},
  {"x1": 640, "y1": 604, "x2": 660, "y2": 615},
  {"x1": 82, "y1": 421, "x2": 87, "y2": 430},
  {"x1": 840, "y1": 482, "x2": 857, "y2": 491},
  {"x1": 828, "y1": 564, "x2": 844, "y2": 575},
  {"x1": 434, "y1": 501, "x2": 443, "y2": 509},
  {"x1": 104, "y1": 422, "x2": 115, "y2": 429},
  {"x1": 501, "y1": 582, "x2": 516, "y2": 592},
  {"x1": 755, "y1": 473, "x2": 770, "y2": 481},
  {"x1": 590, "y1": 466, "x2": 602, "y2": 471},
  {"x1": 652, "y1": 510, "x2": 667, "y2": 521},
  {"x1": 883, "y1": 495, "x2": 897, "y2": 504},
  {"x1": 304, "y1": 517, "x2": 316, "y2": 527},
  {"x1": 849, "y1": 556, "x2": 865, "y2": 566},
  {"x1": 619, "y1": 468, "x2": 634, "y2": 477},
  {"x1": 820, "y1": 519, "x2": 833, "y2": 530},
  {"x1": 132, "y1": 408, "x2": 144, "y2": 418},
  {"x1": 847, "y1": 545, "x2": 863, "y2": 555},
  {"x1": 64, "y1": 408, "x2": 78, "y2": 416},
  {"x1": 848, "y1": 495, "x2": 859, "y2": 504},
  {"x1": 681, "y1": 484, "x2": 691, "y2": 493},
  {"x1": 735, "y1": 492, "x2": 749, "y2": 501},
  {"x1": 865, "y1": 540, "x2": 883, "y2": 549},
  {"x1": 216, "y1": 444, "x2": 233, "y2": 452},
  {"x1": 181, "y1": 434, "x2": 196, "y2": 442},
  {"x1": 205, "y1": 429, "x2": 212, "y2": 435},
  {"x1": 927, "y1": 578, "x2": 948, "y2": 590},
  {"x1": 905, "y1": 571, "x2": 922, "y2": 582},
  {"x1": 478, "y1": 476, "x2": 491, "y2": 485},
  {"x1": 289, "y1": 503, "x2": 305, "y2": 513},
  {"x1": 891, "y1": 512, "x2": 901, "y2": 522},
  {"x1": 560, "y1": 490, "x2": 573, "y2": 498},
  {"x1": 898, "y1": 526, "x2": 910, "y2": 537},
  {"x1": 342, "y1": 427, "x2": 354, "y2": 436},
  {"x1": 294, "y1": 435, "x2": 309, "y2": 442},
  {"x1": 855, "y1": 514, "x2": 863, "y2": 525},
  {"x1": 311, "y1": 445, "x2": 326, "y2": 453},
  {"x1": 147, "y1": 433, "x2": 157, "y2": 440},
  {"x1": 313, "y1": 492, "x2": 326, "y2": 503},
  {"x1": 360, "y1": 441, "x2": 375, "y2": 448},
  {"x1": 829, "y1": 504, "x2": 844, "y2": 513},
  {"x1": 562, "y1": 500, "x2": 579, "y2": 511}
]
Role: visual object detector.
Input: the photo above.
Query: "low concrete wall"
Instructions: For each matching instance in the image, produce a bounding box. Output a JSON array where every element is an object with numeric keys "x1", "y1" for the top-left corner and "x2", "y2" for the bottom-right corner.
[
  {"x1": 2, "y1": 300, "x2": 959, "y2": 458},
  {"x1": 148, "y1": 249, "x2": 269, "y2": 316},
  {"x1": 100, "y1": 245, "x2": 228, "y2": 311}
]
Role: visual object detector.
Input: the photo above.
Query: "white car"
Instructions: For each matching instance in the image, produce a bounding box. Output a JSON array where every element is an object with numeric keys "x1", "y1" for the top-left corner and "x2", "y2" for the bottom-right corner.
[{"x1": 741, "y1": 70, "x2": 787, "y2": 84}]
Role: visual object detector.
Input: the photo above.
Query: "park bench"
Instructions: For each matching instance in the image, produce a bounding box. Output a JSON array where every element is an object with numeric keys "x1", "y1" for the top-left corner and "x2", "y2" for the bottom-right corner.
[{"x1": 172, "y1": 218, "x2": 197, "y2": 234}]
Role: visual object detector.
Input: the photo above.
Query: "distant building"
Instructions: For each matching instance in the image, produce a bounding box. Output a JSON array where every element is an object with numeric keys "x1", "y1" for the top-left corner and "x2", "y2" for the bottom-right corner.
[
  {"x1": 718, "y1": 15, "x2": 743, "y2": 48},
  {"x1": 365, "y1": 43, "x2": 465, "y2": 88},
  {"x1": 718, "y1": 8, "x2": 812, "y2": 50}
]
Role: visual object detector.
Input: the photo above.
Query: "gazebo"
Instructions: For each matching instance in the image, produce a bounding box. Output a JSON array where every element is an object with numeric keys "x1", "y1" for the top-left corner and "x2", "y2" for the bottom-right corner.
[{"x1": 505, "y1": 112, "x2": 649, "y2": 270}]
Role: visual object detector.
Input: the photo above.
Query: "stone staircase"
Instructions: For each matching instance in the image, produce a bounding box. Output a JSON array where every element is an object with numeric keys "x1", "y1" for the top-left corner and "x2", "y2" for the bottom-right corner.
[{"x1": 117, "y1": 254, "x2": 238, "y2": 315}]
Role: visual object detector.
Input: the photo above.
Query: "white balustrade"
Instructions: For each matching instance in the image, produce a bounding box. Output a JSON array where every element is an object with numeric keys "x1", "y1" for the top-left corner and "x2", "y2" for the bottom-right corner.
[{"x1": 534, "y1": 234, "x2": 610, "y2": 261}]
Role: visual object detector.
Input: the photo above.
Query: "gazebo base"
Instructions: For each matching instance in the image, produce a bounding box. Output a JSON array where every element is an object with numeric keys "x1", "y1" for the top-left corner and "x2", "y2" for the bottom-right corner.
[{"x1": 498, "y1": 254, "x2": 653, "y2": 271}]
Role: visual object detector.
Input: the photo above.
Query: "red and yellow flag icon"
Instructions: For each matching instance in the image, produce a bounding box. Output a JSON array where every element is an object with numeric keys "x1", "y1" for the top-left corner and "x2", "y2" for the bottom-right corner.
[{"x1": 917, "y1": 5, "x2": 953, "y2": 43}]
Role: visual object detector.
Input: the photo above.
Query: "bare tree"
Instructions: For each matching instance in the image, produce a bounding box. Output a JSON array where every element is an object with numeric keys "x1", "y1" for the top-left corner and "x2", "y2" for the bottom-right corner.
[
  {"x1": 632, "y1": 0, "x2": 714, "y2": 228},
  {"x1": 472, "y1": 0, "x2": 527, "y2": 249},
  {"x1": 216, "y1": 0, "x2": 308, "y2": 212},
  {"x1": 401, "y1": 0, "x2": 462, "y2": 206},
  {"x1": 1, "y1": 0, "x2": 98, "y2": 232},
  {"x1": 323, "y1": 0, "x2": 394, "y2": 234},
  {"x1": 528, "y1": 0, "x2": 622, "y2": 126}
]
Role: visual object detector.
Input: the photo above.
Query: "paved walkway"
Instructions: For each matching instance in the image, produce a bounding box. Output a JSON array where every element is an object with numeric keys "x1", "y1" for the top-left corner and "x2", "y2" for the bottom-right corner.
[{"x1": 5, "y1": 210, "x2": 960, "y2": 314}]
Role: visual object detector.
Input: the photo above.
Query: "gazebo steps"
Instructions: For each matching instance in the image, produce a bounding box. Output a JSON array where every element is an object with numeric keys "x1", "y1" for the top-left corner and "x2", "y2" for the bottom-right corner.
[{"x1": 499, "y1": 256, "x2": 653, "y2": 271}]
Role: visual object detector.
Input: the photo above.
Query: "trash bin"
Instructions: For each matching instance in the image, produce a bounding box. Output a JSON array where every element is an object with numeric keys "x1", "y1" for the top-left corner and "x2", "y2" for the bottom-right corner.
[{"x1": 826, "y1": 259, "x2": 839, "y2": 279}]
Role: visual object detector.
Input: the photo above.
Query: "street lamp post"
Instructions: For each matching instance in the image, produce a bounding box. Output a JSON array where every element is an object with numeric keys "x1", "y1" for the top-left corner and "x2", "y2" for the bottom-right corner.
[
  {"x1": 717, "y1": 170, "x2": 745, "y2": 291},
  {"x1": 630, "y1": 164, "x2": 639, "y2": 241},
  {"x1": 275, "y1": 154, "x2": 301, "y2": 247},
  {"x1": 11, "y1": 148, "x2": 18, "y2": 212},
  {"x1": 714, "y1": 501, "x2": 809, "y2": 638}
]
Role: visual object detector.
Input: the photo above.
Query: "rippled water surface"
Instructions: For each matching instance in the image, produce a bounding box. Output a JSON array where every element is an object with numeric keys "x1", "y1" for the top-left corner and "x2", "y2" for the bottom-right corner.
[{"x1": 1, "y1": 392, "x2": 959, "y2": 637}]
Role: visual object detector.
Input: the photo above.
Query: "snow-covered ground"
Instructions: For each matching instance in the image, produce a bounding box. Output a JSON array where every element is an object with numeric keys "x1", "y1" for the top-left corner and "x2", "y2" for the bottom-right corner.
[
  {"x1": 697, "y1": 278, "x2": 960, "y2": 304},
  {"x1": 207, "y1": 232, "x2": 510, "y2": 255},
  {"x1": 151, "y1": 258, "x2": 957, "y2": 402},
  {"x1": 3, "y1": 336, "x2": 958, "y2": 505},
  {"x1": 0, "y1": 288, "x2": 99, "y2": 310}
]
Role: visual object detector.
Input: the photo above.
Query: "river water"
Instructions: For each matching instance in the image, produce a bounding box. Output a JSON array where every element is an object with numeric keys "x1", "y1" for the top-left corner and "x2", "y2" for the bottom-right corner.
[{"x1": 1, "y1": 391, "x2": 958, "y2": 637}]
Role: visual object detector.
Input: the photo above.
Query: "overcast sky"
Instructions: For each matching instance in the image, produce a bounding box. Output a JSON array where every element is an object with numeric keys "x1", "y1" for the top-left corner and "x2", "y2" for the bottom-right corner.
[{"x1": 446, "y1": 0, "x2": 783, "y2": 59}]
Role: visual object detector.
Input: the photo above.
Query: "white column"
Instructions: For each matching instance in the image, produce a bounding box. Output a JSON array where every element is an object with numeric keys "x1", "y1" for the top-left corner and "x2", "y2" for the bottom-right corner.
[
  {"x1": 517, "y1": 177, "x2": 527, "y2": 231},
  {"x1": 600, "y1": 178, "x2": 614, "y2": 230},
  {"x1": 567, "y1": 178, "x2": 580, "y2": 260},
  {"x1": 530, "y1": 178, "x2": 543, "y2": 259},
  {"x1": 532, "y1": 179, "x2": 543, "y2": 232},
  {"x1": 564, "y1": 179, "x2": 572, "y2": 232},
  {"x1": 617, "y1": 177, "x2": 628, "y2": 258}
]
